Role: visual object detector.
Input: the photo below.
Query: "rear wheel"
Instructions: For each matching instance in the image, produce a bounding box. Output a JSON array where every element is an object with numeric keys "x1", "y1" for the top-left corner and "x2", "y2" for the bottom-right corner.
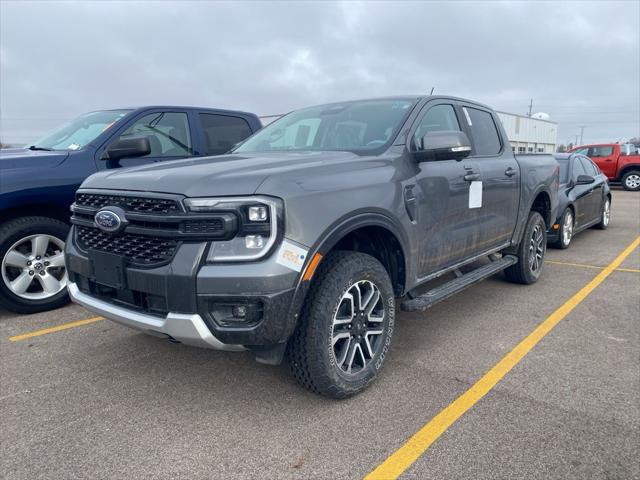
[
  {"x1": 0, "y1": 217, "x2": 70, "y2": 314},
  {"x1": 594, "y1": 197, "x2": 611, "y2": 230},
  {"x1": 504, "y1": 211, "x2": 547, "y2": 285},
  {"x1": 621, "y1": 170, "x2": 640, "y2": 191},
  {"x1": 552, "y1": 208, "x2": 574, "y2": 249},
  {"x1": 287, "y1": 251, "x2": 395, "y2": 398}
]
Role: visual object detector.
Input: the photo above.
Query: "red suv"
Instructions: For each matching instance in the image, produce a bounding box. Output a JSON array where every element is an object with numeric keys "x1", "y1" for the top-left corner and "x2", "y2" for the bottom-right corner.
[{"x1": 568, "y1": 143, "x2": 640, "y2": 191}]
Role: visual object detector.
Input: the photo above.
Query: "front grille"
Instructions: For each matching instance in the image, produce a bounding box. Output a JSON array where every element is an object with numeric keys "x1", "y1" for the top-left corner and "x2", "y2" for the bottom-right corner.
[
  {"x1": 75, "y1": 193, "x2": 180, "y2": 214},
  {"x1": 182, "y1": 219, "x2": 224, "y2": 234},
  {"x1": 76, "y1": 226, "x2": 178, "y2": 265}
]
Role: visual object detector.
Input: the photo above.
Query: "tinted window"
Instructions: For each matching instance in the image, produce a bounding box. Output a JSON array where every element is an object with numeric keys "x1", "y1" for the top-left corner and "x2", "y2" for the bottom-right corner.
[
  {"x1": 573, "y1": 147, "x2": 589, "y2": 155},
  {"x1": 572, "y1": 157, "x2": 587, "y2": 179},
  {"x1": 235, "y1": 99, "x2": 416, "y2": 154},
  {"x1": 413, "y1": 104, "x2": 461, "y2": 148},
  {"x1": 200, "y1": 114, "x2": 252, "y2": 155},
  {"x1": 581, "y1": 156, "x2": 598, "y2": 176},
  {"x1": 589, "y1": 146, "x2": 614, "y2": 157},
  {"x1": 118, "y1": 112, "x2": 193, "y2": 157},
  {"x1": 465, "y1": 107, "x2": 501, "y2": 155}
]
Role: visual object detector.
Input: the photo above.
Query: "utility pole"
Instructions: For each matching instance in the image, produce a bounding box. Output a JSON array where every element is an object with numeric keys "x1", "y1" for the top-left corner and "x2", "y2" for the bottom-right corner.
[
  {"x1": 430, "y1": 87, "x2": 435, "y2": 95},
  {"x1": 575, "y1": 135, "x2": 579, "y2": 145},
  {"x1": 527, "y1": 98, "x2": 533, "y2": 117},
  {"x1": 579, "y1": 126, "x2": 585, "y2": 145}
]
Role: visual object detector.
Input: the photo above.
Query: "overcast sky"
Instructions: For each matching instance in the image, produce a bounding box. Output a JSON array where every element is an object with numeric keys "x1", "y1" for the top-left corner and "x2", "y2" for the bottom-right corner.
[{"x1": 1, "y1": 0, "x2": 638, "y2": 146}]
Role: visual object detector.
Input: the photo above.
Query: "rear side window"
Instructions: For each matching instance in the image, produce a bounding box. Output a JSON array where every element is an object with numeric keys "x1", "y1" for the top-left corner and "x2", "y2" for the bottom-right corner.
[
  {"x1": 413, "y1": 104, "x2": 461, "y2": 148},
  {"x1": 200, "y1": 114, "x2": 252, "y2": 155},
  {"x1": 572, "y1": 157, "x2": 587, "y2": 179},
  {"x1": 464, "y1": 107, "x2": 502, "y2": 156},
  {"x1": 589, "y1": 146, "x2": 613, "y2": 157}
]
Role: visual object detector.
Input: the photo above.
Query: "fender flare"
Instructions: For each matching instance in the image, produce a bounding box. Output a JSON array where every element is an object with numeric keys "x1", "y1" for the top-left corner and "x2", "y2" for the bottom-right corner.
[{"x1": 511, "y1": 186, "x2": 554, "y2": 248}]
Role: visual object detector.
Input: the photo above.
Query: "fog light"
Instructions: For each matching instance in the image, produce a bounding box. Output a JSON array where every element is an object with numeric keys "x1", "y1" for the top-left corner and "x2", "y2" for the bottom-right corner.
[
  {"x1": 232, "y1": 305, "x2": 247, "y2": 319},
  {"x1": 245, "y1": 235, "x2": 265, "y2": 249},
  {"x1": 248, "y1": 206, "x2": 268, "y2": 221}
]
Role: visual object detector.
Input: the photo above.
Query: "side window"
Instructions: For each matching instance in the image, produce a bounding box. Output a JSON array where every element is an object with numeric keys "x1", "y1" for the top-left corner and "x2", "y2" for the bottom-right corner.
[
  {"x1": 464, "y1": 107, "x2": 502, "y2": 156},
  {"x1": 199, "y1": 114, "x2": 253, "y2": 155},
  {"x1": 574, "y1": 147, "x2": 589, "y2": 155},
  {"x1": 589, "y1": 146, "x2": 614, "y2": 157},
  {"x1": 413, "y1": 104, "x2": 460, "y2": 148},
  {"x1": 119, "y1": 112, "x2": 193, "y2": 157},
  {"x1": 572, "y1": 157, "x2": 587, "y2": 179},
  {"x1": 581, "y1": 157, "x2": 598, "y2": 176}
]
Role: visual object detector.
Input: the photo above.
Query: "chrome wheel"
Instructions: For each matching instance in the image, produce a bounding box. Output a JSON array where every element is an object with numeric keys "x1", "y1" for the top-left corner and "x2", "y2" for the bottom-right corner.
[
  {"x1": 528, "y1": 224, "x2": 545, "y2": 273},
  {"x1": 624, "y1": 173, "x2": 640, "y2": 190},
  {"x1": 602, "y1": 199, "x2": 610, "y2": 226},
  {"x1": 1, "y1": 234, "x2": 67, "y2": 300},
  {"x1": 331, "y1": 280, "x2": 385, "y2": 374},
  {"x1": 562, "y1": 211, "x2": 573, "y2": 246}
]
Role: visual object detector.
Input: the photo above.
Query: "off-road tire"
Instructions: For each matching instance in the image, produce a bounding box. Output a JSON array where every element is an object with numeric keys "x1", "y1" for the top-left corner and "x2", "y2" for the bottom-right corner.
[
  {"x1": 0, "y1": 217, "x2": 70, "y2": 314},
  {"x1": 504, "y1": 211, "x2": 547, "y2": 285},
  {"x1": 621, "y1": 170, "x2": 640, "y2": 191},
  {"x1": 286, "y1": 251, "x2": 395, "y2": 399}
]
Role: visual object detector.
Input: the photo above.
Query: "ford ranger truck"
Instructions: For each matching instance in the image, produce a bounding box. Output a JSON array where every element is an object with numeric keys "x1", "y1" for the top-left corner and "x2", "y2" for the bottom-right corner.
[
  {"x1": 65, "y1": 96, "x2": 559, "y2": 398},
  {"x1": 568, "y1": 143, "x2": 640, "y2": 191},
  {"x1": 0, "y1": 106, "x2": 261, "y2": 313}
]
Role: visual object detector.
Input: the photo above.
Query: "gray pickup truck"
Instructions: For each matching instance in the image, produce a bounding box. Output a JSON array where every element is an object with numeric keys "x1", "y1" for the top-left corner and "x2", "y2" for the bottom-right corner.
[{"x1": 65, "y1": 96, "x2": 558, "y2": 398}]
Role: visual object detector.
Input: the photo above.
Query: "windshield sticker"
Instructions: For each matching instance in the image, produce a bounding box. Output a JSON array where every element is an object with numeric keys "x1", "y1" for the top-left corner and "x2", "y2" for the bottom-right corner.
[
  {"x1": 463, "y1": 107, "x2": 472, "y2": 126},
  {"x1": 276, "y1": 240, "x2": 308, "y2": 272},
  {"x1": 67, "y1": 143, "x2": 80, "y2": 150}
]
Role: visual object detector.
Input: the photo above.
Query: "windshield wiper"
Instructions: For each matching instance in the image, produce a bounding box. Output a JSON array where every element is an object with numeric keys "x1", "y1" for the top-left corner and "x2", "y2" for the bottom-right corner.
[{"x1": 28, "y1": 145, "x2": 54, "y2": 151}]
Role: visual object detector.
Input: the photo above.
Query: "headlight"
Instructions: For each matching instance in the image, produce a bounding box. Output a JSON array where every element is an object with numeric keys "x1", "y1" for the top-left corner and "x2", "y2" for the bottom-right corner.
[{"x1": 183, "y1": 196, "x2": 281, "y2": 262}]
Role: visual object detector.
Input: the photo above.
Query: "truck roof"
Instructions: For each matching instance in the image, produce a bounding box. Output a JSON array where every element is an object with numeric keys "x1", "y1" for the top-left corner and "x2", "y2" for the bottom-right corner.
[{"x1": 98, "y1": 105, "x2": 259, "y2": 118}]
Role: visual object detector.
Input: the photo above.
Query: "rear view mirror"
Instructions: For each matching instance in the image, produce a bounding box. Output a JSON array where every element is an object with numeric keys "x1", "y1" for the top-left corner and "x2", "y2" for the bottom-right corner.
[
  {"x1": 105, "y1": 136, "x2": 151, "y2": 161},
  {"x1": 415, "y1": 130, "x2": 472, "y2": 162},
  {"x1": 576, "y1": 174, "x2": 595, "y2": 185}
]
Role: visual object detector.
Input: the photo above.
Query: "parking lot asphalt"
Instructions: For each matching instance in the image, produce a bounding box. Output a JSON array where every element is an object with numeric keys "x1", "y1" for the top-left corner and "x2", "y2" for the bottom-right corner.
[{"x1": 1, "y1": 189, "x2": 638, "y2": 480}]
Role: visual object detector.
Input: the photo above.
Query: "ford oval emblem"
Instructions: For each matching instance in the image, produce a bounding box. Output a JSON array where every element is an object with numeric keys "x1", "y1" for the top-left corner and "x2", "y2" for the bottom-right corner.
[{"x1": 95, "y1": 209, "x2": 122, "y2": 233}]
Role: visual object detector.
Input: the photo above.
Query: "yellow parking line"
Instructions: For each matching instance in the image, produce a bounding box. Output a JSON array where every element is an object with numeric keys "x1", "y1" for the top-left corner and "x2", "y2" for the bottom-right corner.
[
  {"x1": 9, "y1": 316, "x2": 104, "y2": 342},
  {"x1": 364, "y1": 236, "x2": 640, "y2": 480},
  {"x1": 547, "y1": 260, "x2": 640, "y2": 273}
]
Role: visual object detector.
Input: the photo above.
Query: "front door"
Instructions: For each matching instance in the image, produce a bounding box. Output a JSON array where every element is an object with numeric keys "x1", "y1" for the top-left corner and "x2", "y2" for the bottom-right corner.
[
  {"x1": 459, "y1": 105, "x2": 520, "y2": 250},
  {"x1": 410, "y1": 102, "x2": 479, "y2": 276},
  {"x1": 588, "y1": 145, "x2": 616, "y2": 179},
  {"x1": 570, "y1": 156, "x2": 595, "y2": 228}
]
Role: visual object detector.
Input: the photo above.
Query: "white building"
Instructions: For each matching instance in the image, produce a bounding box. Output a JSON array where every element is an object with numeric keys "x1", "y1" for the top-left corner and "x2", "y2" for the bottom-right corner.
[{"x1": 496, "y1": 111, "x2": 558, "y2": 154}]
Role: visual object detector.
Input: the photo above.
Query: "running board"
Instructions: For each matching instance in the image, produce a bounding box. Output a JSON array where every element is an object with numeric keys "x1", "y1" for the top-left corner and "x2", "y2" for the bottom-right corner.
[{"x1": 401, "y1": 255, "x2": 518, "y2": 312}]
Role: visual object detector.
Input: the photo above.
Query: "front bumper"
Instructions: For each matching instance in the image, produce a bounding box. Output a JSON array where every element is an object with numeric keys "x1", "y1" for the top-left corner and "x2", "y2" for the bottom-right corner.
[
  {"x1": 68, "y1": 283, "x2": 243, "y2": 350},
  {"x1": 66, "y1": 226, "x2": 301, "y2": 348}
]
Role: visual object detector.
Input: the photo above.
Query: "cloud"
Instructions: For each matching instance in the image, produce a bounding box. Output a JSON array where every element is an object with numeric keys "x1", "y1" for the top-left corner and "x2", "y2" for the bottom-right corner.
[{"x1": 1, "y1": 0, "x2": 638, "y2": 144}]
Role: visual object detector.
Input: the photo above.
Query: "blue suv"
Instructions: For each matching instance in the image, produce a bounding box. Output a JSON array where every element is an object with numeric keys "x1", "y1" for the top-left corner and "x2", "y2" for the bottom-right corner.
[{"x1": 0, "y1": 106, "x2": 261, "y2": 313}]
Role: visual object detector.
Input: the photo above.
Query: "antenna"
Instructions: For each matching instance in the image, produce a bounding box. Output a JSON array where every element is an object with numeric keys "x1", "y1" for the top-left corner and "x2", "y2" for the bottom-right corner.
[
  {"x1": 579, "y1": 126, "x2": 585, "y2": 145},
  {"x1": 527, "y1": 98, "x2": 533, "y2": 117},
  {"x1": 429, "y1": 87, "x2": 435, "y2": 95}
]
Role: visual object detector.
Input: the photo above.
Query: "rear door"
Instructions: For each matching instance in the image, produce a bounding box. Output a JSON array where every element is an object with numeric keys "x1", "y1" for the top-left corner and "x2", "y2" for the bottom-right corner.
[
  {"x1": 459, "y1": 105, "x2": 520, "y2": 250},
  {"x1": 587, "y1": 145, "x2": 616, "y2": 179},
  {"x1": 409, "y1": 101, "x2": 479, "y2": 275}
]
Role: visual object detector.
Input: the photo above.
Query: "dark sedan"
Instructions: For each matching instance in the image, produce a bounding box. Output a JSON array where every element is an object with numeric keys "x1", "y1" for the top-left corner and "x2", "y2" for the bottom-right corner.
[{"x1": 548, "y1": 153, "x2": 611, "y2": 249}]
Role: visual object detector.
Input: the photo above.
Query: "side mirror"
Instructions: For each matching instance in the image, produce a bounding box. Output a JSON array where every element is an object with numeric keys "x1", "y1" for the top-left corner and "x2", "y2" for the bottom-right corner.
[
  {"x1": 576, "y1": 174, "x2": 595, "y2": 185},
  {"x1": 414, "y1": 130, "x2": 472, "y2": 162},
  {"x1": 104, "y1": 136, "x2": 151, "y2": 161}
]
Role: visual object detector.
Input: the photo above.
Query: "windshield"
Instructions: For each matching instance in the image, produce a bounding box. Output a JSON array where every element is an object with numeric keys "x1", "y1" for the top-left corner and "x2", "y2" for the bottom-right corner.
[
  {"x1": 557, "y1": 158, "x2": 569, "y2": 183},
  {"x1": 31, "y1": 110, "x2": 131, "y2": 151},
  {"x1": 235, "y1": 99, "x2": 417, "y2": 154}
]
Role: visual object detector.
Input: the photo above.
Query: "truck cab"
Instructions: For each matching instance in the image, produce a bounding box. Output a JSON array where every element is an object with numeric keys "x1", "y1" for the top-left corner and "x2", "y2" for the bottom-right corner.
[
  {"x1": 568, "y1": 143, "x2": 640, "y2": 191},
  {"x1": 0, "y1": 106, "x2": 261, "y2": 313}
]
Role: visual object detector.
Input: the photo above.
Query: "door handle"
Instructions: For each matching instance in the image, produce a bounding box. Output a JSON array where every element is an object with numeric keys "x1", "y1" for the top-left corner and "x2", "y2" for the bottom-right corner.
[
  {"x1": 464, "y1": 173, "x2": 480, "y2": 182},
  {"x1": 505, "y1": 167, "x2": 517, "y2": 177}
]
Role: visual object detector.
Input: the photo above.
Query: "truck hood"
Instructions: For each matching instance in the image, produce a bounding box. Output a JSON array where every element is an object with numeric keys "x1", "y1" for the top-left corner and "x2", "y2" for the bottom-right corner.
[
  {"x1": 0, "y1": 148, "x2": 69, "y2": 170},
  {"x1": 81, "y1": 151, "x2": 363, "y2": 197}
]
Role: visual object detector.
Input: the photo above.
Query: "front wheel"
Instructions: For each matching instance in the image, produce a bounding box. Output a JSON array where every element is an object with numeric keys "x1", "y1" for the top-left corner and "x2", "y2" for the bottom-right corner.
[
  {"x1": 621, "y1": 171, "x2": 640, "y2": 191},
  {"x1": 552, "y1": 208, "x2": 574, "y2": 249},
  {"x1": 287, "y1": 251, "x2": 395, "y2": 398},
  {"x1": 504, "y1": 211, "x2": 547, "y2": 285},
  {"x1": 0, "y1": 217, "x2": 70, "y2": 314},
  {"x1": 594, "y1": 197, "x2": 611, "y2": 230}
]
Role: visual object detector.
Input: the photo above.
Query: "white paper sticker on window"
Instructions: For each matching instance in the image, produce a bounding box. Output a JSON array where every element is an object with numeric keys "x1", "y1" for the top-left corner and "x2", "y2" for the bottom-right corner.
[
  {"x1": 469, "y1": 181, "x2": 482, "y2": 209},
  {"x1": 463, "y1": 107, "x2": 472, "y2": 126},
  {"x1": 276, "y1": 240, "x2": 308, "y2": 272}
]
